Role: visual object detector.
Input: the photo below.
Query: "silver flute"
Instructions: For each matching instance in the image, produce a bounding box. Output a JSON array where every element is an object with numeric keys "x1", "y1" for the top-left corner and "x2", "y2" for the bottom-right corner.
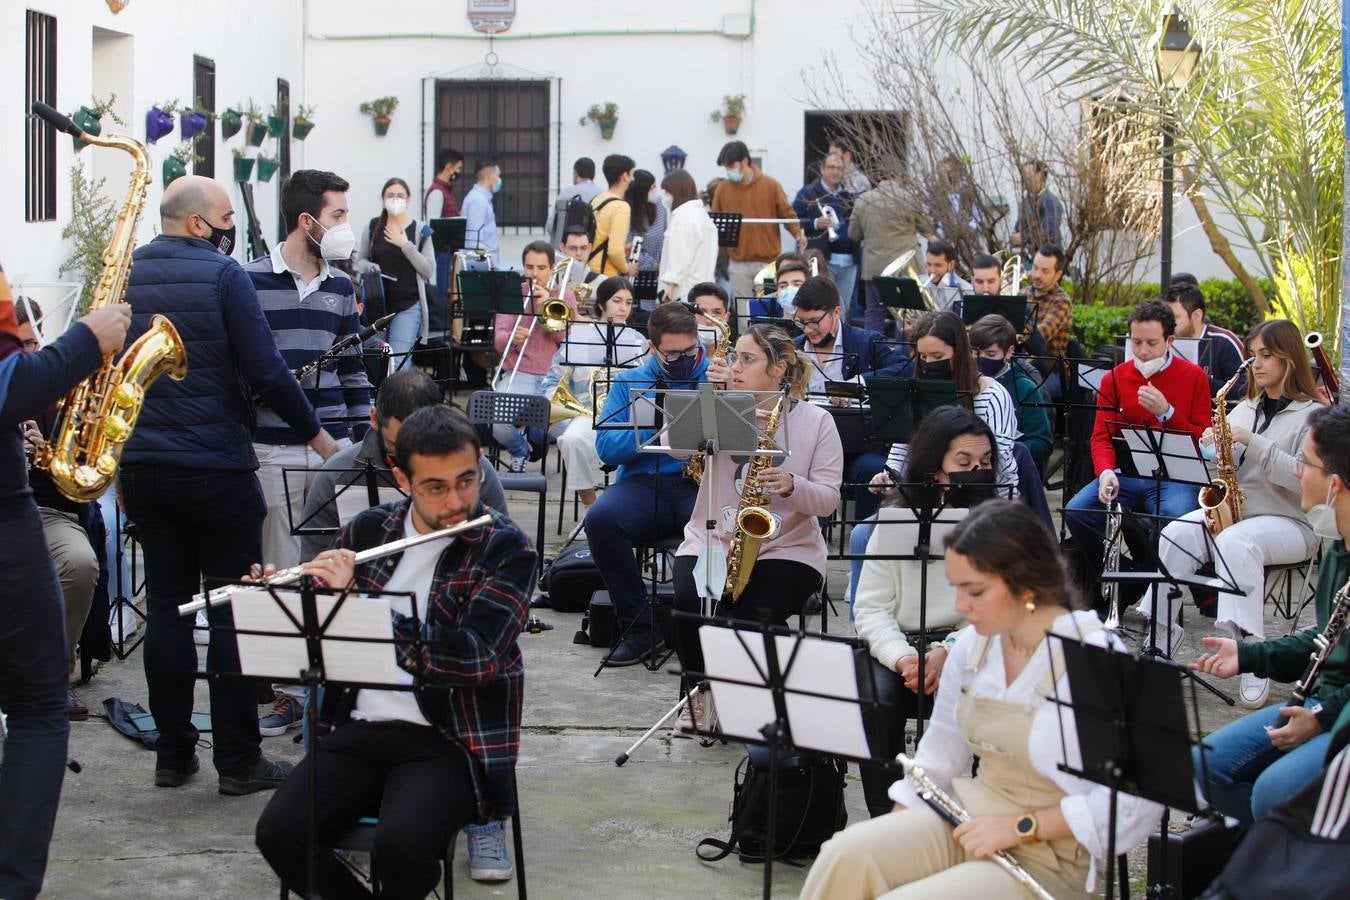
[
  {"x1": 176, "y1": 514, "x2": 493, "y2": 617},
  {"x1": 897, "y1": 754, "x2": 1055, "y2": 900}
]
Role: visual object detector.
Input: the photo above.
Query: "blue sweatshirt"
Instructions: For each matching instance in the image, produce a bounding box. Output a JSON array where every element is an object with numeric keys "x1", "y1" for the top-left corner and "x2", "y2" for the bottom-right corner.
[{"x1": 594, "y1": 352, "x2": 709, "y2": 481}]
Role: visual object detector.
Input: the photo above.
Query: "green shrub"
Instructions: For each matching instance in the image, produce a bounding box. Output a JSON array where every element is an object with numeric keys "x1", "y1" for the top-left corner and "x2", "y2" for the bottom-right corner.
[
  {"x1": 1064, "y1": 277, "x2": 1269, "y2": 353},
  {"x1": 1071, "y1": 304, "x2": 1130, "y2": 353},
  {"x1": 1198, "y1": 277, "x2": 1271, "y2": 340}
]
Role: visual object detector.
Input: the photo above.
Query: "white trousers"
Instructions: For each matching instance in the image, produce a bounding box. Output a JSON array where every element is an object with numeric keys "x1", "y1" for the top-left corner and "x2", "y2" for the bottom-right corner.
[
  {"x1": 1143, "y1": 509, "x2": 1316, "y2": 639},
  {"x1": 557, "y1": 414, "x2": 603, "y2": 491}
]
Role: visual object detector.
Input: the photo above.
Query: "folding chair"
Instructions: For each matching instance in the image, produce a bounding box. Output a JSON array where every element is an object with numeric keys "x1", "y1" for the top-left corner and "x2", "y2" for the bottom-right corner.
[{"x1": 1265, "y1": 551, "x2": 1320, "y2": 634}]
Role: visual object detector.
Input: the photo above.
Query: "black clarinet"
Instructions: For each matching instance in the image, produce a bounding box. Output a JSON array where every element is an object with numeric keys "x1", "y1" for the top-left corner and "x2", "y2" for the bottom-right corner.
[{"x1": 1272, "y1": 577, "x2": 1350, "y2": 729}]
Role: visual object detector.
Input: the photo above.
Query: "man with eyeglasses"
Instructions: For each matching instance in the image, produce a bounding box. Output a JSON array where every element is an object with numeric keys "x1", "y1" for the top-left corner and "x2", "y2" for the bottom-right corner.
[
  {"x1": 256, "y1": 403, "x2": 535, "y2": 893},
  {"x1": 790, "y1": 276, "x2": 909, "y2": 521},
  {"x1": 586, "y1": 302, "x2": 727, "y2": 666}
]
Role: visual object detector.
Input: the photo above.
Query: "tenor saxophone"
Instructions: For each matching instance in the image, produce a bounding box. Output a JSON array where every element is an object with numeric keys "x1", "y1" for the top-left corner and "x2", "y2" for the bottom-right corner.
[
  {"x1": 1199, "y1": 358, "x2": 1254, "y2": 535},
  {"x1": 724, "y1": 394, "x2": 785, "y2": 603},
  {"x1": 897, "y1": 754, "x2": 1056, "y2": 900},
  {"x1": 31, "y1": 102, "x2": 188, "y2": 502}
]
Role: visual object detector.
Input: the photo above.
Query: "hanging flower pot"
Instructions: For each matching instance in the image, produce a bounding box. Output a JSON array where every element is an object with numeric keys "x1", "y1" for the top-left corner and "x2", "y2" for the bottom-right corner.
[
  {"x1": 232, "y1": 154, "x2": 255, "y2": 183},
  {"x1": 721, "y1": 115, "x2": 741, "y2": 135},
  {"x1": 162, "y1": 155, "x2": 187, "y2": 187},
  {"x1": 180, "y1": 110, "x2": 208, "y2": 142},
  {"x1": 291, "y1": 117, "x2": 315, "y2": 140},
  {"x1": 256, "y1": 156, "x2": 280, "y2": 183},
  {"x1": 580, "y1": 102, "x2": 619, "y2": 141},
  {"x1": 599, "y1": 121, "x2": 617, "y2": 140},
  {"x1": 220, "y1": 108, "x2": 242, "y2": 140},
  {"x1": 359, "y1": 97, "x2": 399, "y2": 138},
  {"x1": 710, "y1": 95, "x2": 746, "y2": 137},
  {"x1": 145, "y1": 106, "x2": 175, "y2": 145},
  {"x1": 372, "y1": 115, "x2": 391, "y2": 137},
  {"x1": 70, "y1": 106, "x2": 103, "y2": 150},
  {"x1": 246, "y1": 119, "x2": 267, "y2": 147},
  {"x1": 267, "y1": 114, "x2": 287, "y2": 139}
]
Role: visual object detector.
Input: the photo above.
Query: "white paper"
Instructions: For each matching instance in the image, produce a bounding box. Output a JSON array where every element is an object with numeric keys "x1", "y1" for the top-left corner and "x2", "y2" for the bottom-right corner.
[
  {"x1": 699, "y1": 626, "x2": 777, "y2": 742},
  {"x1": 1077, "y1": 361, "x2": 1110, "y2": 393},
  {"x1": 334, "y1": 485, "x2": 405, "y2": 525},
  {"x1": 231, "y1": 588, "x2": 408, "y2": 686}
]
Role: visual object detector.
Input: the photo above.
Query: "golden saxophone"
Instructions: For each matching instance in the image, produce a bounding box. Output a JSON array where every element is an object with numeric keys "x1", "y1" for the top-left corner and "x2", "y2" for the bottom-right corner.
[
  {"x1": 724, "y1": 394, "x2": 785, "y2": 603},
  {"x1": 1199, "y1": 357, "x2": 1254, "y2": 536},
  {"x1": 31, "y1": 102, "x2": 188, "y2": 502},
  {"x1": 897, "y1": 754, "x2": 1055, "y2": 900},
  {"x1": 683, "y1": 308, "x2": 731, "y2": 485}
]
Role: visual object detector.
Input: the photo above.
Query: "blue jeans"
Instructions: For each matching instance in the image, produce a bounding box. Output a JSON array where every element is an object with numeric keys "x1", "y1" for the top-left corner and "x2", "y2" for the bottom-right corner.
[
  {"x1": 491, "y1": 372, "x2": 548, "y2": 459},
  {"x1": 1063, "y1": 474, "x2": 1199, "y2": 570},
  {"x1": 847, "y1": 452, "x2": 886, "y2": 524},
  {"x1": 1194, "y1": 698, "x2": 1332, "y2": 826},
  {"x1": 583, "y1": 473, "x2": 697, "y2": 637},
  {"x1": 0, "y1": 505, "x2": 70, "y2": 900},
  {"x1": 385, "y1": 303, "x2": 423, "y2": 372},
  {"x1": 120, "y1": 466, "x2": 267, "y2": 775},
  {"x1": 830, "y1": 261, "x2": 860, "y2": 321},
  {"x1": 847, "y1": 514, "x2": 878, "y2": 622}
]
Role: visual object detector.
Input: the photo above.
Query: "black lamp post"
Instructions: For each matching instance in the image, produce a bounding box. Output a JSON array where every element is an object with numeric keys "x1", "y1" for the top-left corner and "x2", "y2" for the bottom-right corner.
[{"x1": 1156, "y1": 11, "x2": 1202, "y2": 288}]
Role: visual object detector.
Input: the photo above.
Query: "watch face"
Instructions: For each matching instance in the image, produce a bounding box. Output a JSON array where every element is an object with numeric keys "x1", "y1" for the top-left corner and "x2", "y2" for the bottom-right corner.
[{"x1": 1017, "y1": 815, "x2": 1034, "y2": 835}]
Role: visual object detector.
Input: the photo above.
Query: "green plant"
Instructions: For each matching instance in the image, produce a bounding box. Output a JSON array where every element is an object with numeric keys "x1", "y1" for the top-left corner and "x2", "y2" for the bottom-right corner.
[
  {"x1": 191, "y1": 97, "x2": 217, "y2": 121},
  {"x1": 231, "y1": 147, "x2": 248, "y2": 160},
  {"x1": 709, "y1": 94, "x2": 746, "y2": 123},
  {"x1": 359, "y1": 96, "x2": 399, "y2": 119},
  {"x1": 579, "y1": 102, "x2": 619, "y2": 127},
  {"x1": 153, "y1": 98, "x2": 181, "y2": 115},
  {"x1": 1199, "y1": 276, "x2": 1270, "y2": 339},
  {"x1": 1071, "y1": 304, "x2": 1131, "y2": 352},
  {"x1": 58, "y1": 161, "x2": 117, "y2": 315},
  {"x1": 241, "y1": 101, "x2": 264, "y2": 125},
  {"x1": 88, "y1": 94, "x2": 125, "y2": 125},
  {"x1": 294, "y1": 104, "x2": 316, "y2": 122},
  {"x1": 171, "y1": 140, "x2": 203, "y2": 165}
]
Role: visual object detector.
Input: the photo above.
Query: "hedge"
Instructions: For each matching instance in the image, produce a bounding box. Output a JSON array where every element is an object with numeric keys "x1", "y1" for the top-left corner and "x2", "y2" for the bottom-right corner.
[{"x1": 1066, "y1": 277, "x2": 1273, "y2": 353}]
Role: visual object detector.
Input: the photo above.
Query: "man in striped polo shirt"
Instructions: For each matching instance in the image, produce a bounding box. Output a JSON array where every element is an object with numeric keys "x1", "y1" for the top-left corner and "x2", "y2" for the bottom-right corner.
[{"x1": 245, "y1": 169, "x2": 373, "y2": 735}]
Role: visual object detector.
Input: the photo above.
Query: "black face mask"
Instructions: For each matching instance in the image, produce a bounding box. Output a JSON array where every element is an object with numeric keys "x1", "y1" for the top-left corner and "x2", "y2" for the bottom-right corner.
[
  {"x1": 449, "y1": 170, "x2": 461, "y2": 182},
  {"x1": 976, "y1": 356, "x2": 1007, "y2": 378},
  {"x1": 945, "y1": 467, "x2": 997, "y2": 506},
  {"x1": 202, "y1": 218, "x2": 236, "y2": 256},
  {"x1": 920, "y1": 358, "x2": 954, "y2": 380}
]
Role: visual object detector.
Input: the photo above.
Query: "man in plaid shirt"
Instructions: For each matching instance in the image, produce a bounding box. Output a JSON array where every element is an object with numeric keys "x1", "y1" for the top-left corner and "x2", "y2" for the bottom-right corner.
[
  {"x1": 256, "y1": 405, "x2": 535, "y2": 894},
  {"x1": 1024, "y1": 242, "x2": 1073, "y2": 398}
]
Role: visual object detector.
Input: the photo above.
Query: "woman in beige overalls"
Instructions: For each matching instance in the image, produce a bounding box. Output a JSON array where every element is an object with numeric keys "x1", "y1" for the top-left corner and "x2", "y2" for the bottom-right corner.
[{"x1": 801, "y1": 500, "x2": 1162, "y2": 898}]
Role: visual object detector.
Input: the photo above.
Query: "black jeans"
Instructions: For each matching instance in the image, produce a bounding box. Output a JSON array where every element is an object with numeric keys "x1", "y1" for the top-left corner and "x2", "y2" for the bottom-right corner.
[
  {"x1": 256, "y1": 720, "x2": 476, "y2": 900},
  {"x1": 119, "y1": 465, "x2": 265, "y2": 775},
  {"x1": 668, "y1": 555, "x2": 822, "y2": 678},
  {"x1": 0, "y1": 504, "x2": 69, "y2": 900},
  {"x1": 856, "y1": 654, "x2": 924, "y2": 818}
]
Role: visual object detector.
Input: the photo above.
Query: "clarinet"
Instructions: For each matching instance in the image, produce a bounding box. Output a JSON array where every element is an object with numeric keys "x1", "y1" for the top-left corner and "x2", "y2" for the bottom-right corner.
[
  {"x1": 1272, "y1": 576, "x2": 1350, "y2": 729},
  {"x1": 897, "y1": 754, "x2": 1056, "y2": 900}
]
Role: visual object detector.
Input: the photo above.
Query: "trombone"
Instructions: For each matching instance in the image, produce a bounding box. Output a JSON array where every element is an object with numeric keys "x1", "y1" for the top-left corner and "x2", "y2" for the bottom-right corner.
[
  {"x1": 494, "y1": 258, "x2": 575, "y2": 388},
  {"x1": 998, "y1": 250, "x2": 1025, "y2": 294}
]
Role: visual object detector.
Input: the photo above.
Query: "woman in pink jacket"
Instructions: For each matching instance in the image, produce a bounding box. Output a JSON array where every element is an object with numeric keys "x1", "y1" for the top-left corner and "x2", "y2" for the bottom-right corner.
[{"x1": 667, "y1": 323, "x2": 844, "y2": 734}]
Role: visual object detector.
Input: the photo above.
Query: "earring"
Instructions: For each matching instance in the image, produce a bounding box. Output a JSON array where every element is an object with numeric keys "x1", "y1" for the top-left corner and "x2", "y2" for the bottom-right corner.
[{"x1": 1024, "y1": 598, "x2": 1036, "y2": 614}]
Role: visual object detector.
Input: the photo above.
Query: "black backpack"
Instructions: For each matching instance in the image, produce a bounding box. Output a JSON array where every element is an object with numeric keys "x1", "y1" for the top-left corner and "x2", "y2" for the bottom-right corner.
[
  {"x1": 697, "y1": 746, "x2": 848, "y2": 865},
  {"x1": 585, "y1": 196, "x2": 622, "y2": 264},
  {"x1": 537, "y1": 541, "x2": 606, "y2": 613},
  {"x1": 562, "y1": 194, "x2": 598, "y2": 242}
]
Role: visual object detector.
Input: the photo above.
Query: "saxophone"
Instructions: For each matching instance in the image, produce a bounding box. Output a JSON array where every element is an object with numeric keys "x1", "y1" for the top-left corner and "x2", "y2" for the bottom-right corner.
[
  {"x1": 724, "y1": 394, "x2": 785, "y2": 603},
  {"x1": 31, "y1": 102, "x2": 189, "y2": 502},
  {"x1": 683, "y1": 308, "x2": 731, "y2": 485},
  {"x1": 1198, "y1": 358, "x2": 1254, "y2": 536}
]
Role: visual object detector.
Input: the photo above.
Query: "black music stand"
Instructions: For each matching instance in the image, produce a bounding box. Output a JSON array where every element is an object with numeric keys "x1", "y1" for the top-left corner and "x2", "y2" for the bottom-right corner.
[
  {"x1": 959, "y1": 293, "x2": 1030, "y2": 331},
  {"x1": 458, "y1": 269, "x2": 525, "y2": 318},
  {"x1": 708, "y1": 212, "x2": 743, "y2": 248},
  {"x1": 874, "y1": 276, "x2": 928, "y2": 318},
  {"x1": 632, "y1": 271, "x2": 659, "y2": 304},
  {"x1": 286, "y1": 463, "x2": 407, "y2": 549},
  {"x1": 863, "y1": 377, "x2": 965, "y2": 445},
  {"x1": 428, "y1": 217, "x2": 466, "y2": 254},
  {"x1": 1047, "y1": 633, "x2": 1214, "y2": 900}
]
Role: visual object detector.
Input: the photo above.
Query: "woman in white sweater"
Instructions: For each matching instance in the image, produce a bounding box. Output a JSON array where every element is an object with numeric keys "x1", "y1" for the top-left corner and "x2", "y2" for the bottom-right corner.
[
  {"x1": 657, "y1": 169, "x2": 718, "y2": 303},
  {"x1": 853, "y1": 405, "x2": 999, "y2": 817},
  {"x1": 803, "y1": 500, "x2": 1162, "y2": 899}
]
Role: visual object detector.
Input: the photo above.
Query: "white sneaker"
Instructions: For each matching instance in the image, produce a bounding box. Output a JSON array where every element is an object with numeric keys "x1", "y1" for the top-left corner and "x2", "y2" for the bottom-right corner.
[
  {"x1": 507, "y1": 454, "x2": 528, "y2": 474},
  {"x1": 193, "y1": 610, "x2": 210, "y2": 646},
  {"x1": 1163, "y1": 622, "x2": 1185, "y2": 657},
  {"x1": 1238, "y1": 672, "x2": 1270, "y2": 709}
]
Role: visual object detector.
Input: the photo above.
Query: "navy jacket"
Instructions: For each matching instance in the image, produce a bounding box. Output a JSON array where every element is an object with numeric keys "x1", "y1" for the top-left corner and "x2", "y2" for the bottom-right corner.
[
  {"x1": 794, "y1": 321, "x2": 910, "y2": 381},
  {"x1": 792, "y1": 180, "x2": 856, "y2": 256},
  {"x1": 122, "y1": 235, "x2": 320, "y2": 471}
]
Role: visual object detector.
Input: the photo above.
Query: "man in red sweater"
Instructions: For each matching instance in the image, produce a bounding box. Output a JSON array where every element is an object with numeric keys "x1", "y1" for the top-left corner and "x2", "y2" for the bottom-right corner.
[{"x1": 1064, "y1": 300, "x2": 1211, "y2": 580}]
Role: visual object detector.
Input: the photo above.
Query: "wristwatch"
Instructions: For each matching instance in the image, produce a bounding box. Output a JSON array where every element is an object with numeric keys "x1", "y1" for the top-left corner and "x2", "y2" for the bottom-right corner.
[{"x1": 1015, "y1": 812, "x2": 1039, "y2": 844}]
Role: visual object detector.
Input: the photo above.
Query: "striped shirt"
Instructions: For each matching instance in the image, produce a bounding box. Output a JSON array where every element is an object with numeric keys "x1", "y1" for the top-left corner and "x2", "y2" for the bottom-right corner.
[
  {"x1": 886, "y1": 379, "x2": 1021, "y2": 493},
  {"x1": 244, "y1": 246, "x2": 371, "y2": 444}
]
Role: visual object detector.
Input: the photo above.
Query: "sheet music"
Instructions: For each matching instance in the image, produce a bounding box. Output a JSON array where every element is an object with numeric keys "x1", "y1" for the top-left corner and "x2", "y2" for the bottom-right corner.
[
  {"x1": 231, "y1": 588, "x2": 407, "y2": 686},
  {"x1": 1077, "y1": 359, "x2": 1111, "y2": 393}
]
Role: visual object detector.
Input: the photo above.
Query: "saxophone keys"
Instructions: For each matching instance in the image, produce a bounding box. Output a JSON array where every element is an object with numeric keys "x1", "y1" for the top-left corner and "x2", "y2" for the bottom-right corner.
[
  {"x1": 111, "y1": 382, "x2": 143, "y2": 406},
  {"x1": 93, "y1": 454, "x2": 119, "y2": 477},
  {"x1": 102, "y1": 414, "x2": 132, "y2": 443}
]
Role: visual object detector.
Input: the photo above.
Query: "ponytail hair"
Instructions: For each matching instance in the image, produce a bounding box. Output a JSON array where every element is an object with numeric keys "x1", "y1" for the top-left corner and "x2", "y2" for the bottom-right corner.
[{"x1": 744, "y1": 323, "x2": 810, "y2": 398}]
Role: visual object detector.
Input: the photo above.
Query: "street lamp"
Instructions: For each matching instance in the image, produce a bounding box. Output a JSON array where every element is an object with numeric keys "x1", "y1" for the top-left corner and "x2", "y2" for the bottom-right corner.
[{"x1": 1156, "y1": 11, "x2": 1202, "y2": 288}]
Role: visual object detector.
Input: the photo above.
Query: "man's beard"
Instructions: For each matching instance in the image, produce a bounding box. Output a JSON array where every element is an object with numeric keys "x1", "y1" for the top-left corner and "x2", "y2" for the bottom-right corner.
[
  {"x1": 304, "y1": 223, "x2": 325, "y2": 261},
  {"x1": 811, "y1": 330, "x2": 837, "y2": 351},
  {"x1": 412, "y1": 500, "x2": 472, "y2": 531}
]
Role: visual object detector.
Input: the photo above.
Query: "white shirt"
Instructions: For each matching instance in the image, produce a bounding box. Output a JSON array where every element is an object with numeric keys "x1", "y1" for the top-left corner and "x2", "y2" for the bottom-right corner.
[
  {"x1": 657, "y1": 199, "x2": 719, "y2": 301},
  {"x1": 805, "y1": 330, "x2": 846, "y2": 394},
  {"x1": 270, "y1": 243, "x2": 332, "y2": 302},
  {"x1": 350, "y1": 516, "x2": 450, "y2": 727},
  {"x1": 889, "y1": 611, "x2": 1164, "y2": 884}
]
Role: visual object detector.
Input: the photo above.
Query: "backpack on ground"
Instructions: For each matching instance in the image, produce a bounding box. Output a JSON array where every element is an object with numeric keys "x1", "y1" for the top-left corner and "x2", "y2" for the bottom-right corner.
[
  {"x1": 697, "y1": 745, "x2": 848, "y2": 865},
  {"x1": 538, "y1": 541, "x2": 606, "y2": 613}
]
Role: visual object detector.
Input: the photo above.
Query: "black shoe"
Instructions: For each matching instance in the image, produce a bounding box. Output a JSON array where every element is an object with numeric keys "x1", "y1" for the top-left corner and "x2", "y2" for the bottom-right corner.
[
  {"x1": 154, "y1": 754, "x2": 200, "y2": 788},
  {"x1": 218, "y1": 755, "x2": 294, "y2": 796},
  {"x1": 603, "y1": 635, "x2": 664, "y2": 668}
]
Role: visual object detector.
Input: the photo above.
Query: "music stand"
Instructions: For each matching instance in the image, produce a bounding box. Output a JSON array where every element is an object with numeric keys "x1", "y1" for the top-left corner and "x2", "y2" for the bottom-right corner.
[
  {"x1": 708, "y1": 212, "x2": 744, "y2": 249},
  {"x1": 458, "y1": 269, "x2": 525, "y2": 317},
  {"x1": 631, "y1": 271, "x2": 659, "y2": 304},
  {"x1": 428, "y1": 217, "x2": 467, "y2": 254},
  {"x1": 874, "y1": 276, "x2": 929, "y2": 319},
  {"x1": 959, "y1": 293, "x2": 1030, "y2": 331},
  {"x1": 863, "y1": 377, "x2": 965, "y2": 445},
  {"x1": 1048, "y1": 633, "x2": 1214, "y2": 900}
]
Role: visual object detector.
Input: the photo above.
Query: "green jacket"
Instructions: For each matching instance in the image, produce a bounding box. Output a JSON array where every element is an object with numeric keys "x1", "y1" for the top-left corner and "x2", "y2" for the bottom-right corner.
[
  {"x1": 998, "y1": 363, "x2": 1053, "y2": 472},
  {"x1": 1238, "y1": 539, "x2": 1350, "y2": 733}
]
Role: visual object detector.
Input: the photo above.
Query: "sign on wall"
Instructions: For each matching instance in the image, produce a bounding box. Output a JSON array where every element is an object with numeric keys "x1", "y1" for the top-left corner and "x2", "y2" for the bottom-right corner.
[{"x1": 468, "y1": 0, "x2": 516, "y2": 34}]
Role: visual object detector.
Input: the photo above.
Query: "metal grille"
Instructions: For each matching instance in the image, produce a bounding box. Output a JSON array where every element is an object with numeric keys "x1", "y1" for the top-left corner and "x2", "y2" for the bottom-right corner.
[
  {"x1": 193, "y1": 56, "x2": 216, "y2": 178},
  {"x1": 25, "y1": 9, "x2": 57, "y2": 223},
  {"x1": 434, "y1": 80, "x2": 550, "y2": 228}
]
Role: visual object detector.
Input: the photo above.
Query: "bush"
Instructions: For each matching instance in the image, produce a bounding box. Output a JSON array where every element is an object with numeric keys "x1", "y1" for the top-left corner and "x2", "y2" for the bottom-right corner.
[
  {"x1": 1071, "y1": 304, "x2": 1131, "y2": 353},
  {"x1": 1198, "y1": 277, "x2": 1271, "y2": 340},
  {"x1": 1064, "y1": 276, "x2": 1269, "y2": 352}
]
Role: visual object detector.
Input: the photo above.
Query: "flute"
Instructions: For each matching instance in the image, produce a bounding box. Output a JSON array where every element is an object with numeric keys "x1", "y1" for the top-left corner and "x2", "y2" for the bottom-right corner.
[
  {"x1": 177, "y1": 514, "x2": 493, "y2": 617},
  {"x1": 897, "y1": 754, "x2": 1055, "y2": 900}
]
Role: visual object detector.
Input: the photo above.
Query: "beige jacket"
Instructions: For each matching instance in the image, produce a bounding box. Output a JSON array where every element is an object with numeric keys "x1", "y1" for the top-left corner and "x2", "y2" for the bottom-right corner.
[
  {"x1": 848, "y1": 179, "x2": 927, "y2": 280},
  {"x1": 1231, "y1": 396, "x2": 1319, "y2": 529}
]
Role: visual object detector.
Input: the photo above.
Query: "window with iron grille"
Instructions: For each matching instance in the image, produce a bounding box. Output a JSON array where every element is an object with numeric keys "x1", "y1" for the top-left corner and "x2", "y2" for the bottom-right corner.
[
  {"x1": 434, "y1": 80, "x2": 550, "y2": 229},
  {"x1": 25, "y1": 9, "x2": 57, "y2": 223},
  {"x1": 193, "y1": 56, "x2": 216, "y2": 178}
]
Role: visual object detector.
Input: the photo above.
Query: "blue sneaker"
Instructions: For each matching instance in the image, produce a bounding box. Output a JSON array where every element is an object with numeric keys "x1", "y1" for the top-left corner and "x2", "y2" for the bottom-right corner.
[
  {"x1": 465, "y1": 820, "x2": 513, "y2": 882},
  {"x1": 258, "y1": 693, "x2": 304, "y2": 737}
]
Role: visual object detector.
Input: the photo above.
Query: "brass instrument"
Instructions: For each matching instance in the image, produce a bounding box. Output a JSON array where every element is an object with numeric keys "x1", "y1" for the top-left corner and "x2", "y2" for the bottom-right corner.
[
  {"x1": 30, "y1": 102, "x2": 188, "y2": 502},
  {"x1": 725, "y1": 394, "x2": 785, "y2": 602},
  {"x1": 753, "y1": 260, "x2": 777, "y2": 297},
  {"x1": 683, "y1": 308, "x2": 732, "y2": 484},
  {"x1": 549, "y1": 377, "x2": 590, "y2": 426},
  {"x1": 896, "y1": 754, "x2": 1056, "y2": 900},
  {"x1": 1199, "y1": 358, "x2": 1254, "y2": 535},
  {"x1": 1272, "y1": 575, "x2": 1350, "y2": 729},
  {"x1": 808, "y1": 255, "x2": 820, "y2": 278},
  {"x1": 1000, "y1": 252, "x2": 1024, "y2": 294},
  {"x1": 571, "y1": 280, "x2": 594, "y2": 312},
  {"x1": 879, "y1": 250, "x2": 939, "y2": 326},
  {"x1": 177, "y1": 514, "x2": 494, "y2": 616},
  {"x1": 1305, "y1": 332, "x2": 1340, "y2": 398},
  {"x1": 1102, "y1": 499, "x2": 1123, "y2": 629},
  {"x1": 495, "y1": 260, "x2": 574, "y2": 387}
]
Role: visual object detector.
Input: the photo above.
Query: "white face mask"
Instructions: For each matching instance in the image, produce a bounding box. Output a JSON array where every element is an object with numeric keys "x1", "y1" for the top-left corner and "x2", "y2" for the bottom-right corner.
[
  {"x1": 384, "y1": 196, "x2": 408, "y2": 216},
  {"x1": 1307, "y1": 480, "x2": 1342, "y2": 540},
  {"x1": 1134, "y1": 353, "x2": 1167, "y2": 378},
  {"x1": 311, "y1": 220, "x2": 356, "y2": 260}
]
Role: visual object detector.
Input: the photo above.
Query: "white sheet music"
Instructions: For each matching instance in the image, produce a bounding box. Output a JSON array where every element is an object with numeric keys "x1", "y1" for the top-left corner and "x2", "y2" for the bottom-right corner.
[
  {"x1": 335, "y1": 485, "x2": 405, "y2": 525},
  {"x1": 1119, "y1": 426, "x2": 1213, "y2": 484},
  {"x1": 231, "y1": 588, "x2": 407, "y2": 686},
  {"x1": 1077, "y1": 360, "x2": 1111, "y2": 393}
]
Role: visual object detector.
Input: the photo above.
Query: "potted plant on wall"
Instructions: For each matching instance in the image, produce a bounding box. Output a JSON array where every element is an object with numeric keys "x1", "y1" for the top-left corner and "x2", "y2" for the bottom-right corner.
[
  {"x1": 243, "y1": 101, "x2": 268, "y2": 147},
  {"x1": 256, "y1": 152, "x2": 281, "y2": 183},
  {"x1": 359, "y1": 96, "x2": 399, "y2": 136},
  {"x1": 710, "y1": 95, "x2": 745, "y2": 135},
  {"x1": 231, "y1": 147, "x2": 255, "y2": 183},
  {"x1": 580, "y1": 102, "x2": 620, "y2": 140},
  {"x1": 69, "y1": 95, "x2": 123, "y2": 150},
  {"x1": 163, "y1": 140, "x2": 201, "y2": 187},
  {"x1": 220, "y1": 106, "x2": 243, "y2": 140},
  {"x1": 267, "y1": 102, "x2": 288, "y2": 140},
  {"x1": 292, "y1": 104, "x2": 316, "y2": 141},
  {"x1": 146, "y1": 98, "x2": 180, "y2": 145},
  {"x1": 180, "y1": 99, "x2": 213, "y2": 142}
]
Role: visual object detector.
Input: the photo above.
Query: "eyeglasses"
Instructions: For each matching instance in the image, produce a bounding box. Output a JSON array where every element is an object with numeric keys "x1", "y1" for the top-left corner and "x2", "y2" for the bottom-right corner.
[
  {"x1": 792, "y1": 312, "x2": 831, "y2": 331},
  {"x1": 724, "y1": 350, "x2": 763, "y2": 367},
  {"x1": 656, "y1": 345, "x2": 701, "y2": 364},
  {"x1": 411, "y1": 475, "x2": 479, "y2": 501},
  {"x1": 1294, "y1": 451, "x2": 1329, "y2": 476}
]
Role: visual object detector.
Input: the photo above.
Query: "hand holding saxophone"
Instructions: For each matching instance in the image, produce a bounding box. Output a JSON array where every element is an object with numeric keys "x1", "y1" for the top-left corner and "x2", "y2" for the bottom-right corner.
[
  {"x1": 753, "y1": 465, "x2": 794, "y2": 497},
  {"x1": 80, "y1": 302, "x2": 133, "y2": 355}
]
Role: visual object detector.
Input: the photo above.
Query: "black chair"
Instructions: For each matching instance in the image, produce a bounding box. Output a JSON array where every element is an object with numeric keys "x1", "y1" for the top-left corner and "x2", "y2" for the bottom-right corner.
[{"x1": 1265, "y1": 552, "x2": 1320, "y2": 633}]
